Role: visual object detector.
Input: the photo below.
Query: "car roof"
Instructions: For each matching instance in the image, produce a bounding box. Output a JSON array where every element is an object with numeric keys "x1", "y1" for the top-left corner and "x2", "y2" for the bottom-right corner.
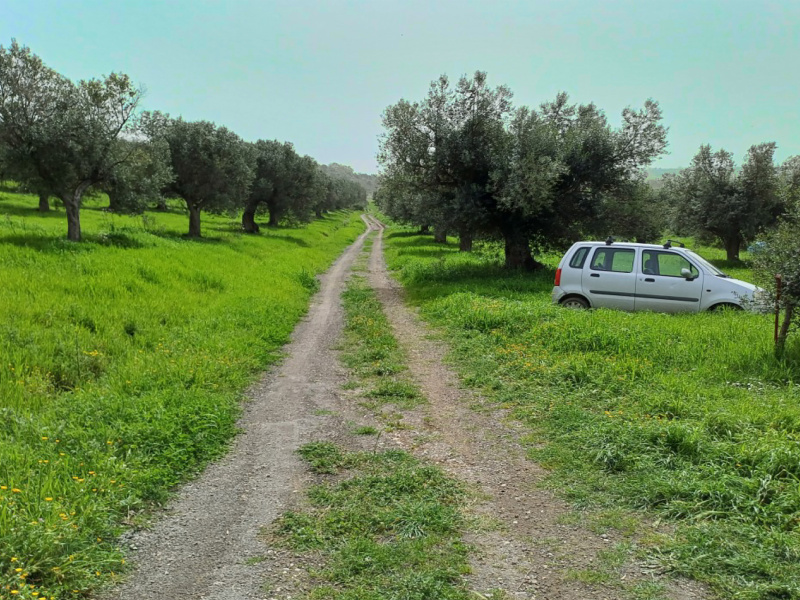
[{"x1": 572, "y1": 241, "x2": 691, "y2": 251}]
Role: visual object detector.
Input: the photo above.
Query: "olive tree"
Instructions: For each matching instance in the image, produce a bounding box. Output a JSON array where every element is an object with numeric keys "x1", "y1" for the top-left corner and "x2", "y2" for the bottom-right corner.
[
  {"x1": 666, "y1": 143, "x2": 782, "y2": 261},
  {"x1": 378, "y1": 72, "x2": 667, "y2": 268},
  {"x1": 0, "y1": 41, "x2": 145, "y2": 240},
  {"x1": 378, "y1": 73, "x2": 511, "y2": 253},
  {"x1": 152, "y1": 115, "x2": 254, "y2": 237},
  {"x1": 243, "y1": 140, "x2": 310, "y2": 232},
  {"x1": 752, "y1": 212, "x2": 800, "y2": 353}
]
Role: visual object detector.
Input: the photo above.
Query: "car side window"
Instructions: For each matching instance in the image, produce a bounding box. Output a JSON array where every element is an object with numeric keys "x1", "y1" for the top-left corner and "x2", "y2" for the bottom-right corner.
[
  {"x1": 590, "y1": 248, "x2": 635, "y2": 273},
  {"x1": 642, "y1": 251, "x2": 699, "y2": 278},
  {"x1": 569, "y1": 247, "x2": 590, "y2": 269}
]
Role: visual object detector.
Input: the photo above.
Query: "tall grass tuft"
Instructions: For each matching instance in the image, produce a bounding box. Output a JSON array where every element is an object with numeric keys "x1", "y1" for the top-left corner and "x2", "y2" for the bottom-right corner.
[{"x1": 276, "y1": 444, "x2": 470, "y2": 599}]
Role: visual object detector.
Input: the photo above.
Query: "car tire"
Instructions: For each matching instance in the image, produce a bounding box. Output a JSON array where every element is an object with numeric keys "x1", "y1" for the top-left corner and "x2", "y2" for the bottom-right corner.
[
  {"x1": 561, "y1": 296, "x2": 589, "y2": 309},
  {"x1": 710, "y1": 302, "x2": 742, "y2": 312}
]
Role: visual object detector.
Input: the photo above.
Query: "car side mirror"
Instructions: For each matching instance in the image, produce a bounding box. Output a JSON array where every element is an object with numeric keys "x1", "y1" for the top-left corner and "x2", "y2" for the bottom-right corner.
[{"x1": 681, "y1": 268, "x2": 696, "y2": 281}]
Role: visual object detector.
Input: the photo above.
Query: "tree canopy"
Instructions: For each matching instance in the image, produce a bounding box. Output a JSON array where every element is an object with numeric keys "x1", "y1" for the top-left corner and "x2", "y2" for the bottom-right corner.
[
  {"x1": 102, "y1": 138, "x2": 173, "y2": 214},
  {"x1": 376, "y1": 72, "x2": 668, "y2": 268},
  {"x1": 0, "y1": 40, "x2": 146, "y2": 240},
  {"x1": 664, "y1": 143, "x2": 782, "y2": 260}
]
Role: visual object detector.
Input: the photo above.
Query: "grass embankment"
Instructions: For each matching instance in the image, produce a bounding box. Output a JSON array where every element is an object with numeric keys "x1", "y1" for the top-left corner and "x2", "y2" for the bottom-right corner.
[
  {"x1": 0, "y1": 190, "x2": 363, "y2": 599},
  {"x1": 270, "y1": 241, "x2": 473, "y2": 599},
  {"x1": 382, "y1": 230, "x2": 800, "y2": 600}
]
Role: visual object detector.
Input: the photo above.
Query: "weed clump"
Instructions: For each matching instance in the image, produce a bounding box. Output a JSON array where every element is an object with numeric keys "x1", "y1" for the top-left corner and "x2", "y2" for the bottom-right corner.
[{"x1": 277, "y1": 444, "x2": 470, "y2": 598}]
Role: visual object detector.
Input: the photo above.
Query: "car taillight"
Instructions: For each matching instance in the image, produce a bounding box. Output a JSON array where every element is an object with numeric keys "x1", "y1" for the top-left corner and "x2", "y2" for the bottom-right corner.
[{"x1": 554, "y1": 268, "x2": 562, "y2": 286}]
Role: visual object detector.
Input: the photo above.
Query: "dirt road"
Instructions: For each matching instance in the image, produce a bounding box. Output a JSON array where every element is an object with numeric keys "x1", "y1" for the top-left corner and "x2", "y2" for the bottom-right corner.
[
  {"x1": 101, "y1": 217, "x2": 379, "y2": 600},
  {"x1": 102, "y1": 216, "x2": 706, "y2": 600}
]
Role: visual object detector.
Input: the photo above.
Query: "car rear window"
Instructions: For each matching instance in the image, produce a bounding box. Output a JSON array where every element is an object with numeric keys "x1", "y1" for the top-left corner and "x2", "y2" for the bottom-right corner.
[
  {"x1": 569, "y1": 247, "x2": 590, "y2": 269},
  {"x1": 590, "y1": 248, "x2": 635, "y2": 273}
]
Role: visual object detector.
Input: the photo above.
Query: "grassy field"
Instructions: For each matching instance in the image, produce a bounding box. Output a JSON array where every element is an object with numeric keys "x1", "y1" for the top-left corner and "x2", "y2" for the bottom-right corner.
[
  {"x1": 0, "y1": 190, "x2": 364, "y2": 599},
  {"x1": 381, "y1": 230, "x2": 800, "y2": 600}
]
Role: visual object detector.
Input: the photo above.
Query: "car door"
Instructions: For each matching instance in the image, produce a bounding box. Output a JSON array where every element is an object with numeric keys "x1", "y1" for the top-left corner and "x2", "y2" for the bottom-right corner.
[
  {"x1": 582, "y1": 246, "x2": 637, "y2": 310},
  {"x1": 634, "y1": 250, "x2": 704, "y2": 313}
]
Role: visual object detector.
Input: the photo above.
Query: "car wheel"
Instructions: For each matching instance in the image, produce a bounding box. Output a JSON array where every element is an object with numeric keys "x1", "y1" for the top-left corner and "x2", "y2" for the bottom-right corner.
[
  {"x1": 561, "y1": 296, "x2": 589, "y2": 309},
  {"x1": 710, "y1": 302, "x2": 742, "y2": 312}
]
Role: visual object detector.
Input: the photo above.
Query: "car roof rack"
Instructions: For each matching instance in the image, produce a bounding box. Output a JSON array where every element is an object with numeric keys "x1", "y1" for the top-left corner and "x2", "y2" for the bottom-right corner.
[
  {"x1": 605, "y1": 236, "x2": 614, "y2": 245},
  {"x1": 663, "y1": 239, "x2": 685, "y2": 249}
]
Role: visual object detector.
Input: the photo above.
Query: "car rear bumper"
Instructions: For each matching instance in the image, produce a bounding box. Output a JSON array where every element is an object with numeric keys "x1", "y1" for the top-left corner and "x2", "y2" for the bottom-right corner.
[{"x1": 551, "y1": 287, "x2": 566, "y2": 304}]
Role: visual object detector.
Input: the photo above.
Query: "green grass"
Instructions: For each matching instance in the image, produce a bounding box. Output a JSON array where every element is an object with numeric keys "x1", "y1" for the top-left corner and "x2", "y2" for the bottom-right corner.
[
  {"x1": 0, "y1": 190, "x2": 364, "y2": 598},
  {"x1": 276, "y1": 443, "x2": 471, "y2": 600},
  {"x1": 352, "y1": 425, "x2": 379, "y2": 436},
  {"x1": 340, "y1": 271, "x2": 425, "y2": 421},
  {"x1": 382, "y1": 230, "x2": 800, "y2": 600}
]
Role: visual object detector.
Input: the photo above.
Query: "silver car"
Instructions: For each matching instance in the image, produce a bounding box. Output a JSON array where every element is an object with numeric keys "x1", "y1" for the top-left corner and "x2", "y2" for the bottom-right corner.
[{"x1": 551, "y1": 240, "x2": 759, "y2": 312}]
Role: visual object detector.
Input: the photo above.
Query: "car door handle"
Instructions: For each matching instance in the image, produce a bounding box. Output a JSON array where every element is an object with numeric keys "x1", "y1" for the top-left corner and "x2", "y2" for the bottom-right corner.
[
  {"x1": 590, "y1": 273, "x2": 600, "y2": 278},
  {"x1": 644, "y1": 278, "x2": 655, "y2": 282}
]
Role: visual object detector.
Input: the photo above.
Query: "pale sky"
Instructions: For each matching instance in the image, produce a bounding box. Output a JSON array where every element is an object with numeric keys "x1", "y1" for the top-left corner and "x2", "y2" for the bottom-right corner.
[{"x1": 3, "y1": 0, "x2": 799, "y2": 174}]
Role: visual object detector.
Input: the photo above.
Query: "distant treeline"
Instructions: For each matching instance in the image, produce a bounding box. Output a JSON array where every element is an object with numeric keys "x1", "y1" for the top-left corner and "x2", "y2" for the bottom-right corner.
[
  {"x1": 645, "y1": 167, "x2": 682, "y2": 181},
  {"x1": 320, "y1": 163, "x2": 378, "y2": 197},
  {"x1": 0, "y1": 40, "x2": 371, "y2": 240}
]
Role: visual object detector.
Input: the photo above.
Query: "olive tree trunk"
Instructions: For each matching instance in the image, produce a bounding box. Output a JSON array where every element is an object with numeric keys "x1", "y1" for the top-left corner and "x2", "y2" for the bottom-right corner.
[
  {"x1": 502, "y1": 224, "x2": 543, "y2": 270},
  {"x1": 777, "y1": 304, "x2": 795, "y2": 355},
  {"x1": 63, "y1": 181, "x2": 92, "y2": 241},
  {"x1": 267, "y1": 201, "x2": 282, "y2": 226},
  {"x1": 65, "y1": 199, "x2": 81, "y2": 241},
  {"x1": 242, "y1": 200, "x2": 260, "y2": 233},
  {"x1": 723, "y1": 234, "x2": 742, "y2": 261},
  {"x1": 38, "y1": 192, "x2": 50, "y2": 212},
  {"x1": 188, "y1": 204, "x2": 202, "y2": 237},
  {"x1": 459, "y1": 229, "x2": 473, "y2": 252},
  {"x1": 433, "y1": 227, "x2": 447, "y2": 243},
  {"x1": 107, "y1": 189, "x2": 120, "y2": 213}
]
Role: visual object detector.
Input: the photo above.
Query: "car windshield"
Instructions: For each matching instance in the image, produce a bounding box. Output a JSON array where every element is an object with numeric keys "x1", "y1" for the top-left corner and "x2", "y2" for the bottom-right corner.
[{"x1": 685, "y1": 250, "x2": 728, "y2": 277}]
